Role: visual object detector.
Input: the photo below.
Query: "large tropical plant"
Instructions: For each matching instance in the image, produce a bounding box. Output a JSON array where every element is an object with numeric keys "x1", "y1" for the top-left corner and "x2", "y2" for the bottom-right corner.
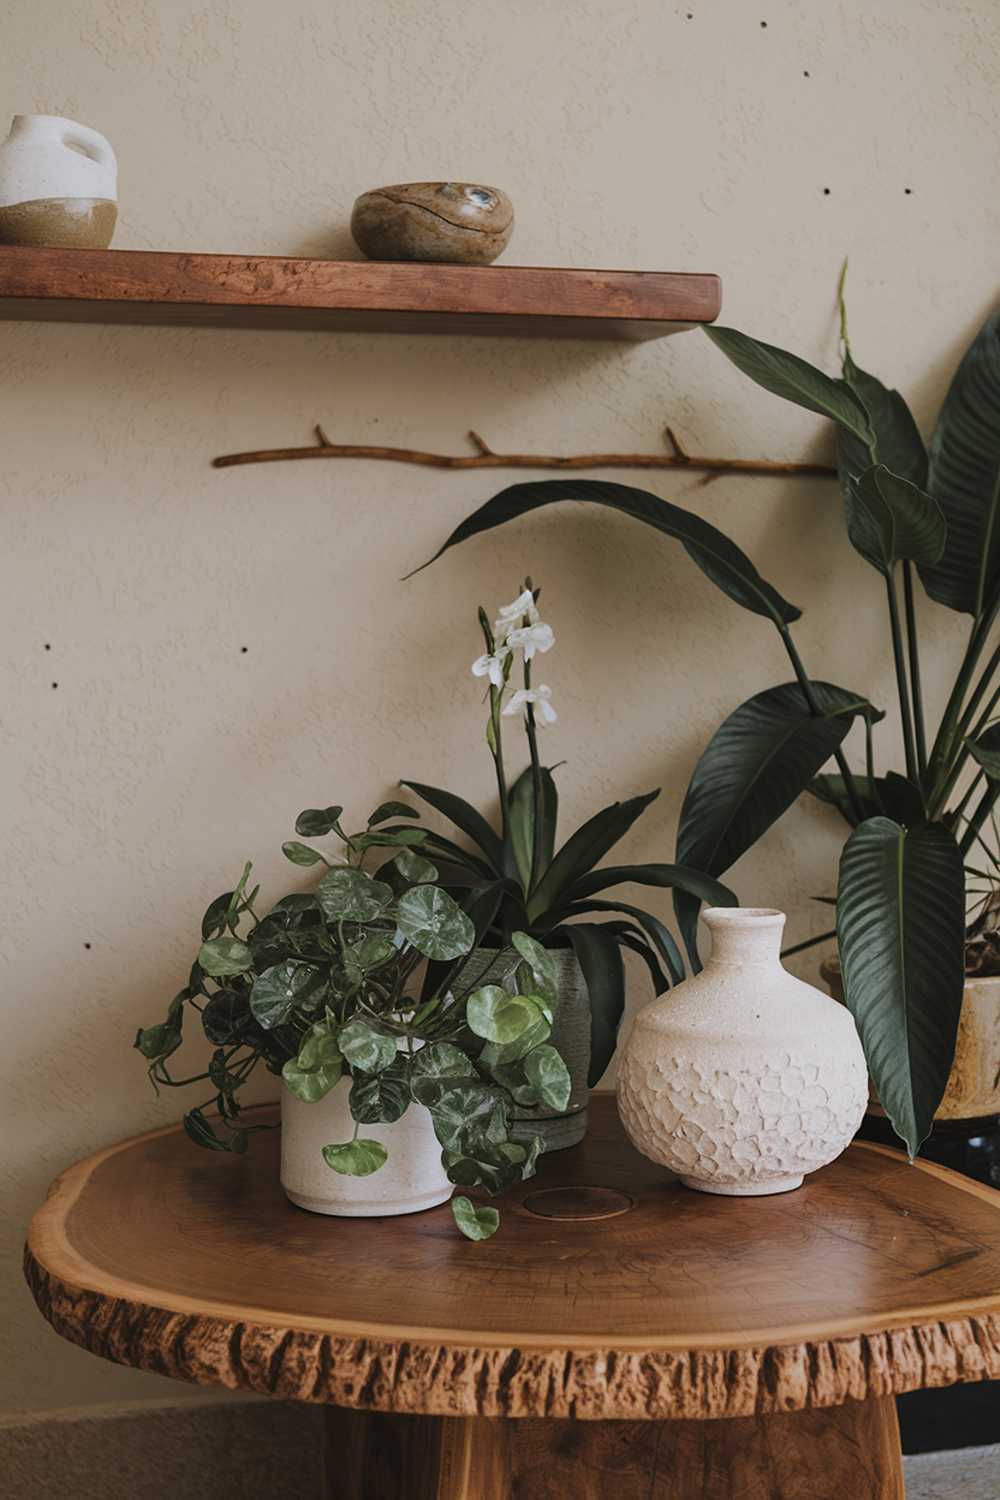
[
  {"x1": 395, "y1": 583, "x2": 738, "y2": 1084},
  {"x1": 409, "y1": 298, "x2": 1000, "y2": 1158}
]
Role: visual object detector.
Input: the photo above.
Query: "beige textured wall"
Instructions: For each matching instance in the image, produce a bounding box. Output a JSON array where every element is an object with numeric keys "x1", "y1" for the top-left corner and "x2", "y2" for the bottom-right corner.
[{"x1": 2, "y1": 0, "x2": 998, "y2": 1417}]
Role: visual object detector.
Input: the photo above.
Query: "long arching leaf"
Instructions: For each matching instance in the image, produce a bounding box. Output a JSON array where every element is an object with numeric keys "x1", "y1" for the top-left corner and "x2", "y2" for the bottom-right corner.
[
  {"x1": 705, "y1": 325, "x2": 873, "y2": 442},
  {"x1": 555, "y1": 899, "x2": 685, "y2": 986},
  {"x1": 400, "y1": 781, "x2": 504, "y2": 872},
  {"x1": 562, "y1": 923, "x2": 625, "y2": 1086},
  {"x1": 565, "y1": 862, "x2": 738, "y2": 909},
  {"x1": 526, "y1": 790, "x2": 659, "y2": 920},
  {"x1": 837, "y1": 817, "x2": 965, "y2": 1157},
  {"x1": 508, "y1": 764, "x2": 558, "y2": 891},
  {"x1": 675, "y1": 682, "x2": 881, "y2": 963},
  {"x1": 921, "y1": 311, "x2": 1000, "y2": 615},
  {"x1": 408, "y1": 479, "x2": 801, "y2": 629}
]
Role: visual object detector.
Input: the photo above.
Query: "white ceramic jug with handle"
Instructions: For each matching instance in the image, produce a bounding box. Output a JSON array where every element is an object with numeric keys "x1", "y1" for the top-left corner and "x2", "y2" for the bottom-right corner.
[{"x1": 0, "y1": 114, "x2": 117, "y2": 248}]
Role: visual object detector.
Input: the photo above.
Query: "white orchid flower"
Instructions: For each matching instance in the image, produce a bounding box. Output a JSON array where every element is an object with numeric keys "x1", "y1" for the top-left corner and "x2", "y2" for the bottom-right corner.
[
  {"x1": 494, "y1": 588, "x2": 539, "y2": 643},
  {"x1": 502, "y1": 684, "x2": 557, "y2": 725},
  {"x1": 471, "y1": 649, "x2": 509, "y2": 688},
  {"x1": 504, "y1": 621, "x2": 554, "y2": 661}
]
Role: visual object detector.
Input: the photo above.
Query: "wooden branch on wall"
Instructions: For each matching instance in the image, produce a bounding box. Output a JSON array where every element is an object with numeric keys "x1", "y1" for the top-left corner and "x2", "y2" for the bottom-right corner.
[{"x1": 212, "y1": 425, "x2": 838, "y2": 485}]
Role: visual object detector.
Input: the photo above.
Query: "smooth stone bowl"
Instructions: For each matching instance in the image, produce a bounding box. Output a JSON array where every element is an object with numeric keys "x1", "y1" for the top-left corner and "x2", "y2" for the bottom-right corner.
[{"x1": 351, "y1": 181, "x2": 514, "y2": 265}]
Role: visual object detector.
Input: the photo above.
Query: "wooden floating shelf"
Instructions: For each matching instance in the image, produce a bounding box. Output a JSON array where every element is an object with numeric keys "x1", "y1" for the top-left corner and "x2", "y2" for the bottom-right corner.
[{"x1": 0, "y1": 247, "x2": 720, "y2": 340}]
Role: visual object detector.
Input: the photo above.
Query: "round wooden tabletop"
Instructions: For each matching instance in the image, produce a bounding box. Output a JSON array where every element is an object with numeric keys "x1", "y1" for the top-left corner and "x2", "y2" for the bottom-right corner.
[{"x1": 24, "y1": 1096, "x2": 1000, "y2": 1422}]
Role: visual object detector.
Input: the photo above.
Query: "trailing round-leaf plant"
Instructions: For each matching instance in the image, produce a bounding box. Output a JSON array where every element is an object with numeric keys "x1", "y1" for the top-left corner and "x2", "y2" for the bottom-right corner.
[
  {"x1": 410, "y1": 288, "x2": 1000, "y2": 1159},
  {"x1": 134, "y1": 804, "x2": 575, "y2": 1240},
  {"x1": 392, "y1": 583, "x2": 738, "y2": 1084}
]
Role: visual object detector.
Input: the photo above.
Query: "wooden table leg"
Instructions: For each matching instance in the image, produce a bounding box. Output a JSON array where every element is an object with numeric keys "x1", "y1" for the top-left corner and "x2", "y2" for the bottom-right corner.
[{"x1": 324, "y1": 1396, "x2": 904, "y2": 1500}]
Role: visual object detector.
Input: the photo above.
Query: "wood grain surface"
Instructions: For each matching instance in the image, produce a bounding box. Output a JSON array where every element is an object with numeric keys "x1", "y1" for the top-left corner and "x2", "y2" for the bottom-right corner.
[
  {"x1": 0, "y1": 247, "x2": 721, "y2": 338},
  {"x1": 24, "y1": 1097, "x2": 1000, "y2": 1420}
]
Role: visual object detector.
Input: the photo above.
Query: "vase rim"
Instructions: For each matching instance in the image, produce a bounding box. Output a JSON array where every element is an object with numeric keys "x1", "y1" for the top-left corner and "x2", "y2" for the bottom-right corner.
[{"x1": 703, "y1": 906, "x2": 785, "y2": 927}]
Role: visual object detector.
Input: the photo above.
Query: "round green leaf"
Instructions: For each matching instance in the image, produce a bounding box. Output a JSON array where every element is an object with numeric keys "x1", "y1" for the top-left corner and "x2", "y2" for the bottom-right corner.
[
  {"x1": 282, "y1": 1028, "x2": 343, "y2": 1102},
  {"x1": 409, "y1": 1042, "x2": 476, "y2": 1082},
  {"x1": 368, "y1": 801, "x2": 420, "y2": 826},
  {"x1": 349, "y1": 1061, "x2": 410, "y2": 1124},
  {"x1": 343, "y1": 931, "x2": 397, "y2": 979},
  {"x1": 451, "y1": 1196, "x2": 499, "y2": 1241},
  {"x1": 317, "y1": 867, "x2": 393, "y2": 921},
  {"x1": 467, "y1": 986, "x2": 545, "y2": 1044},
  {"x1": 201, "y1": 891, "x2": 234, "y2": 940},
  {"x1": 511, "y1": 931, "x2": 558, "y2": 1012},
  {"x1": 282, "y1": 840, "x2": 324, "y2": 867},
  {"x1": 295, "y1": 806, "x2": 344, "y2": 837},
  {"x1": 394, "y1": 847, "x2": 438, "y2": 884},
  {"x1": 396, "y1": 885, "x2": 475, "y2": 960},
  {"x1": 198, "y1": 937, "x2": 253, "y2": 978},
  {"x1": 322, "y1": 1138, "x2": 388, "y2": 1176},
  {"x1": 523, "y1": 1044, "x2": 572, "y2": 1112},
  {"x1": 250, "y1": 961, "x2": 325, "y2": 1029},
  {"x1": 338, "y1": 1019, "x2": 398, "y2": 1074}
]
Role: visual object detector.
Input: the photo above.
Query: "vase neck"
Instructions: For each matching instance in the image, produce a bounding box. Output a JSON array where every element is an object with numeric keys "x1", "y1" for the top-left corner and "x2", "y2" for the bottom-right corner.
[{"x1": 703, "y1": 907, "x2": 785, "y2": 968}]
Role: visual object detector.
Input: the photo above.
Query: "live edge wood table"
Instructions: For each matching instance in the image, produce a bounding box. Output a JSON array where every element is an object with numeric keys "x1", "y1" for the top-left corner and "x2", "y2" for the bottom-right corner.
[{"x1": 24, "y1": 1099, "x2": 1000, "y2": 1500}]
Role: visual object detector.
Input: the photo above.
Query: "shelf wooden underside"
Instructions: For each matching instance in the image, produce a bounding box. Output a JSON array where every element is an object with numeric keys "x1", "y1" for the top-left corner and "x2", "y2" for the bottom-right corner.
[{"x1": 0, "y1": 247, "x2": 721, "y2": 339}]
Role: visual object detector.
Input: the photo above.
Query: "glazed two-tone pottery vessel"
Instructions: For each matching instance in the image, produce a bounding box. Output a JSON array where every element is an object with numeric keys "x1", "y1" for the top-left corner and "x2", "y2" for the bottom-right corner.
[
  {"x1": 0, "y1": 114, "x2": 117, "y2": 248},
  {"x1": 617, "y1": 907, "x2": 867, "y2": 1196}
]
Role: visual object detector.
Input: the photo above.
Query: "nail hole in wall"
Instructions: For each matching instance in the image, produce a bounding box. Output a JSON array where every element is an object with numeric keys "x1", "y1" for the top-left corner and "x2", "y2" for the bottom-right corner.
[
  {"x1": 823, "y1": 187, "x2": 831, "y2": 195},
  {"x1": 760, "y1": 19, "x2": 767, "y2": 26},
  {"x1": 44, "y1": 643, "x2": 51, "y2": 650},
  {"x1": 803, "y1": 70, "x2": 810, "y2": 77},
  {"x1": 904, "y1": 187, "x2": 912, "y2": 194},
  {"x1": 84, "y1": 942, "x2": 92, "y2": 950},
  {"x1": 240, "y1": 646, "x2": 248, "y2": 653},
  {"x1": 51, "y1": 681, "x2": 58, "y2": 689}
]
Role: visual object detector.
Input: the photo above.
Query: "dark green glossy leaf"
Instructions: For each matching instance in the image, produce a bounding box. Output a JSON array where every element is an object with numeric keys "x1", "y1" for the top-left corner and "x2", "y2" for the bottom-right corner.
[
  {"x1": 966, "y1": 722, "x2": 1000, "y2": 780},
  {"x1": 705, "y1": 324, "x2": 873, "y2": 442},
  {"x1": 201, "y1": 891, "x2": 234, "y2": 941},
  {"x1": 134, "y1": 990, "x2": 185, "y2": 1062},
  {"x1": 338, "y1": 1019, "x2": 398, "y2": 1074},
  {"x1": 416, "y1": 1080, "x2": 509, "y2": 1155},
  {"x1": 250, "y1": 961, "x2": 325, "y2": 1029},
  {"x1": 282, "y1": 840, "x2": 324, "y2": 867},
  {"x1": 400, "y1": 780, "x2": 505, "y2": 870},
  {"x1": 563, "y1": 923, "x2": 625, "y2": 1086},
  {"x1": 555, "y1": 900, "x2": 685, "y2": 986},
  {"x1": 183, "y1": 1107, "x2": 247, "y2": 1154},
  {"x1": 342, "y1": 930, "x2": 397, "y2": 980},
  {"x1": 451, "y1": 1196, "x2": 499, "y2": 1240},
  {"x1": 408, "y1": 480, "x2": 802, "y2": 628},
  {"x1": 201, "y1": 989, "x2": 251, "y2": 1045},
  {"x1": 295, "y1": 806, "x2": 344, "y2": 838},
  {"x1": 922, "y1": 311, "x2": 1000, "y2": 615},
  {"x1": 444, "y1": 1141, "x2": 531, "y2": 1194},
  {"x1": 508, "y1": 764, "x2": 559, "y2": 891},
  {"x1": 349, "y1": 1059, "x2": 410, "y2": 1123},
  {"x1": 198, "y1": 936, "x2": 253, "y2": 978},
  {"x1": 368, "y1": 801, "x2": 419, "y2": 826},
  {"x1": 838, "y1": 352, "x2": 928, "y2": 489},
  {"x1": 322, "y1": 1138, "x2": 388, "y2": 1176},
  {"x1": 317, "y1": 867, "x2": 393, "y2": 922},
  {"x1": 394, "y1": 847, "x2": 438, "y2": 884},
  {"x1": 837, "y1": 817, "x2": 965, "y2": 1157},
  {"x1": 528, "y1": 790, "x2": 660, "y2": 919},
  {"x1": 675, "y1": 681, "x2": 880, "y2": 962},
  {"x1": 410, "y1": 1042, "x2": 476, "y2": 1081},
  {"x1": 523, "y1": 1044, "x2": 571, "y2": 1111},
  {"x1": 844, "y1": 465, "x2": 945, "y2": 576},
  {"x1": 396, "y1": 884, "x2": 476, "y2": 960},
  {"x1": 565, "y1": 862, "x2": 738, "y2": 909}
]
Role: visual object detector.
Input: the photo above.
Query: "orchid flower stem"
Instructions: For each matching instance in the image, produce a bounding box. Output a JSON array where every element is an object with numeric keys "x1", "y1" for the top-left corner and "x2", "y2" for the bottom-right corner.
[
  {"x1": 780, "y1": 627, "x2": 867, "y2": 825},
  {"x1": 902, "y1": 563, "x2": 927, "y2": 778},
  {"x1": 522, "y1": 655, "x2": 545, "y2": 892},
  {"x1": 489, "y1": 684, "x2": 510, "y2": 841}
]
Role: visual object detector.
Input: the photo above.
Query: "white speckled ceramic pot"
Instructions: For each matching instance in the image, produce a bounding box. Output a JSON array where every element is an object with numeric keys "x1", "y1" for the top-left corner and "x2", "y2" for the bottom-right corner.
[
  {"x1": 280, "y1": 1079, "x2": 452, "y2": 1217},
  {"x1": 617, "y1": 907, "x2": 867, "y2": 1196}
]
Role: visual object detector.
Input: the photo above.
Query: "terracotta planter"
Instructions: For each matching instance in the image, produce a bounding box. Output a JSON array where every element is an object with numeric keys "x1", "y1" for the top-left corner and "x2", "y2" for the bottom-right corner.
[
  {"x1": 280, "y1": 1079, "x2": 452, "y2": 1217},
  {"x1": 617, "y1": 908, "x2": 868, "y2": 1196},
  {"x1": 821, "y1": 957, "x2": 1000, "y2": 1124},
  {"x1": 461, "y1": 945, "x2": 591, "y2": 1151}
]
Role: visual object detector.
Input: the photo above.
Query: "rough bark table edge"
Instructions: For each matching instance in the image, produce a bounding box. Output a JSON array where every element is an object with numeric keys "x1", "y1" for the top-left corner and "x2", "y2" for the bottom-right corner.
[{"x1": 23, "y1": 1243, "x2": 1000, "y2": 1422}]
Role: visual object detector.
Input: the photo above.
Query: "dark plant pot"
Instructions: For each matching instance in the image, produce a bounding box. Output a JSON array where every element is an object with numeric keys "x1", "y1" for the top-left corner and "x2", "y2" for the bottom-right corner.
[{"x1": 463, "y1": 946, "x2": 590, "y2": 1152}]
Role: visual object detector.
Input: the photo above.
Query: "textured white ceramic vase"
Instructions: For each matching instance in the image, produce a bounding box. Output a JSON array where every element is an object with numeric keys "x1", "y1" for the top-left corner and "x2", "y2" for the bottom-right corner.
[
  {"x1": 617, "y1": 907, "x2": 868, "y2": 1196},
  {"x1": 280, "y1": 1080, "x2": 452, "y2": 1217}
]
